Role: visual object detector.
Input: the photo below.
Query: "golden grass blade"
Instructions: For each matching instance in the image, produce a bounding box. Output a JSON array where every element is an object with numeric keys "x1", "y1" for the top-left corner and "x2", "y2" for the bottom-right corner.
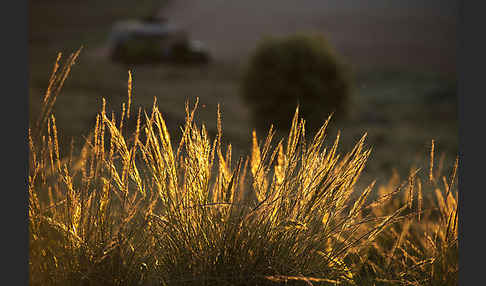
[
  {"x1": 348, "y1": 180, "x2": 375, "y2": 220},
  {"x1": 286, "y1": 107, "x2": 302, "y2": 160},
  {"x1": 449, "y1": 156, "x2": 459, "y2": 189},
  {"x1": 119, "y1": 102, "x2": 126, "y2": 133},
  {"x1": 46, "y1": 118, "x2": 56, "y2": 176},
  {"x1": 264, "y1": 274, "x2": 341, "y2": 285},
  {"x1": 406, "y1": 168, "x2": 420, "y2": 209},
  {"x1": 445, "y1": 207, "x2": 457, "y2": 243},
  {"x1": 442, "y1": 176, "x2": 450, "y2": 200},
  {"x1": 127, "y1": 70, "x2": 132, "y2": 119},
  {"x1": 176, "y1": 98, "x2": 199, "y2": 159},
  {"x1": 34, "y1": 53, "x2": 61, "y2": 136},
  {"x1": 134, "y1": 107, "x2": 142, "y2": 145},
  {"x1": 429, "y1": 140, "x2": 435, "y2": 182},
  {"x1": 274, "y1": 142, "x2": 285, "y2": 189},
  {"x1": 216, "y1": 102, "x2": 223, "y2": 147},
  {"x1": 250, "y1": 130, "x2": 261, "y2": 179},
  {"x1": 223, "y1": 162, "x2": 239, "y2": 204},
  {"x1": 417, "y1": 179, "x2": 423, "y2": 221},
  {"x1": 42, "y1": 52, "x2": 62, "y2": 104},
  {"x1": 35, "y1": 48, "x2": 82, "y2": 139},
  {"x1": 434, "y1": 188, "x2": 447, "y2": 219},
  {"x1": 451, "y1": 206, "x2": 459, "y2": 239},
  {"x1": 386, "y1": 219, "x2": 411, "y2": 269},
  {"x1": 225, "y1": 144, "x2": 232, "y2": 171},
  {"x1": 367, "y1": 203, "x2": 408, "y2": 243},
  {"x1": 218, "y1": 147, "x2": 231, "y2": 183}
]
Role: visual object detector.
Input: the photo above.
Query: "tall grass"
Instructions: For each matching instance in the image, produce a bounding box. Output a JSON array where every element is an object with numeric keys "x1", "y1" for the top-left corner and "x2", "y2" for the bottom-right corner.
[
  {"x1": 29, "y1": 50, "x2": 458, "y2": 285},
  {"x1": 352, "y1": 144, "x2": 459, "y2": 286}
]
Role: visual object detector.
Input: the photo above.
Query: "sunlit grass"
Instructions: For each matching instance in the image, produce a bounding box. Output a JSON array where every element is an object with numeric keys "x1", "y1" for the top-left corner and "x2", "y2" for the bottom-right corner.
[{"x1": 29, "y1": 50, "x2": 458, "y2": 286}]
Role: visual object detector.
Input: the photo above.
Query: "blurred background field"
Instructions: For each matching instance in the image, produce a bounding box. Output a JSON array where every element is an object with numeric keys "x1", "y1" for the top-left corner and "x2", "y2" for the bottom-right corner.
[{"x1": 29, "y1": 0, "x2": 458, "y2": 188}]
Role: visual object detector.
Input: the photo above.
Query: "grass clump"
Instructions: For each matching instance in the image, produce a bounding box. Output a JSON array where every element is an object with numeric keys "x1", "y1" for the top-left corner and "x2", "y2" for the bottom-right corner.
[
  {"x1": 352, "y1": 145, "x2": 459, "y2": 285},
  {"x1": 29, "y1": 50, "x2": 458, "y2": 285},
  {"x1": 240, "y1": 33, "x2": 352, "y2": 135}
]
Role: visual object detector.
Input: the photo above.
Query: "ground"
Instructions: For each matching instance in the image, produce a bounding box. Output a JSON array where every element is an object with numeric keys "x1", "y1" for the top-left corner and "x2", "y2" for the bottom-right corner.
[{"x1": 29, "y1": 0, "x2": 458, "y2": 188}]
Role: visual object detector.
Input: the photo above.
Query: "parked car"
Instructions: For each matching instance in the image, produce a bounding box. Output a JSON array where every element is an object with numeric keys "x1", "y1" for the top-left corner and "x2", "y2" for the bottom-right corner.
[{"x1": 107, "y1": 16, "x2": 210, "y2": 65}]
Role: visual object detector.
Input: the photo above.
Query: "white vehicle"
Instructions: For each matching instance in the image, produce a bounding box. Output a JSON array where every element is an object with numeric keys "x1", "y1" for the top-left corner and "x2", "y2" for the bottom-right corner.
[{"x1": 108, "y1": 16, "x2": 210, "y2": 65}]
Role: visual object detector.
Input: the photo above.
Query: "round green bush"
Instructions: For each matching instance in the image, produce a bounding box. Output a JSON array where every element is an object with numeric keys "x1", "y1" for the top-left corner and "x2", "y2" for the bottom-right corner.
[{"x1": 241, "y1": 33, "x2": 352, "y2": 134}]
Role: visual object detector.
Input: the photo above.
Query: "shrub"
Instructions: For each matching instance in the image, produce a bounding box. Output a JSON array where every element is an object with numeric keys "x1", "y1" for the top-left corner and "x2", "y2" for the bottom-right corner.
[{"x1": 241, "y1": 33, "x2": 352, "y2": 134}]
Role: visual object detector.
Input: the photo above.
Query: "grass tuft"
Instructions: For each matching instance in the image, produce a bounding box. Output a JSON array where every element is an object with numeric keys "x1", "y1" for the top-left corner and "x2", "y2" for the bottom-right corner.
[{"x1": 29, "y1": 50, "x2": 458, "y2": 286}]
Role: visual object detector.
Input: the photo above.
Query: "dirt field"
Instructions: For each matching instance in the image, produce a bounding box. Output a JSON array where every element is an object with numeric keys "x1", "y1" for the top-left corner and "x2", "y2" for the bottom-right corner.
[
  {"x1": 160, "y1": 0, "x2": 457, "y2": 74},
  {"x1": 29, "y1": 0, "x2": 459, "y2": 188}
]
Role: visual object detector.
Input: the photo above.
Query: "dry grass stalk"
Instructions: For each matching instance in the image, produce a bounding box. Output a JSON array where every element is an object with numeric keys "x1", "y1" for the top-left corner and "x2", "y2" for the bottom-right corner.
[{"x1": 29, "y1": 50, "x2": 458, "y2": 286}]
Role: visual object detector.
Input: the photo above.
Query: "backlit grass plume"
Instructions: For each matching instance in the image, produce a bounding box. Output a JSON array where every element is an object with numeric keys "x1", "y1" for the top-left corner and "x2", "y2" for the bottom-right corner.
[
  {"x1": 351, "y1": 143, "x2": 459, "y2": 286},
  {"x1": 29, "y1": 50, "x2": 458, "y2": 286}
]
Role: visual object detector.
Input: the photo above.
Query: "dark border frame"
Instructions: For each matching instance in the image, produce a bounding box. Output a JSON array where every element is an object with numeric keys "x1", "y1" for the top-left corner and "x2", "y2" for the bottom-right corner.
[
  {"x1": 11, "y1": 0, "x2": 478, "y2": 284},
  {"x1": 4, "y1": 0, "x2": 29, "y2": 284},
  {"x1": 458, "y1": 1, "x2": 482, "y2": 285}
]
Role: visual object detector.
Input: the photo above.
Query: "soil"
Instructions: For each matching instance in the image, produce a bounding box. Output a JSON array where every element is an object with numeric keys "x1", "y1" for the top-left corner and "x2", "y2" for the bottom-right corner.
[{"x1": 159, "y1": 0, "x2": 457, "y2": 74}]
